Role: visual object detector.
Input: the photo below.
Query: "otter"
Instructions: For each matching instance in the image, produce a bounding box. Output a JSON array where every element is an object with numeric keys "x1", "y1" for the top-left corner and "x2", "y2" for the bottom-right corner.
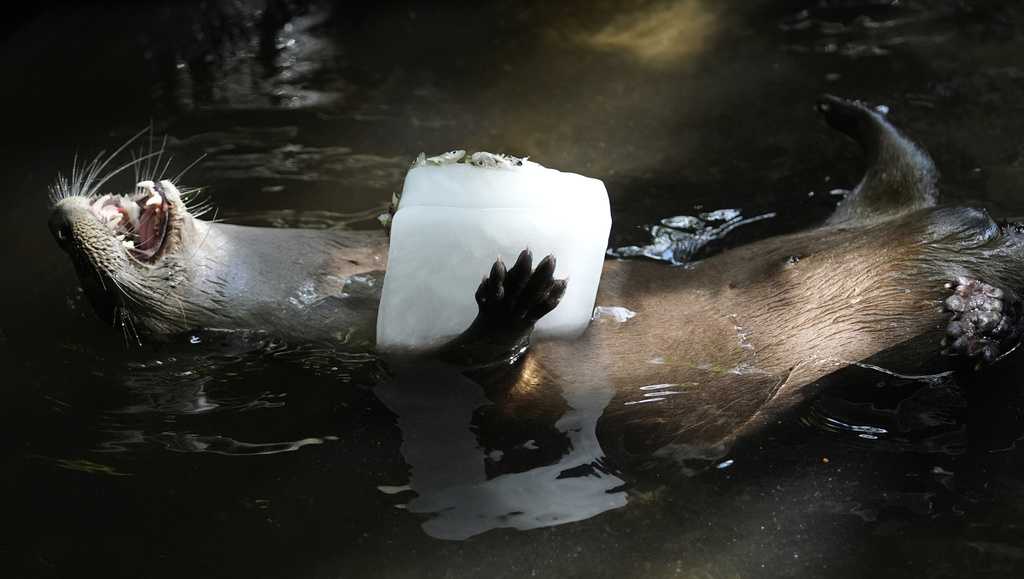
[
  {"x1": 49, "y1": 97, "x2": 1024, "y2": 455},
  {"x1": 368, "y1": 95, "x2": 1024, "y2": 535},
  {"x1": 47, "y1": 137, "x2": 387, "y2": 346},
  {"x1": 416, "y1": 95, "x2": 1024, "y2": 460}
]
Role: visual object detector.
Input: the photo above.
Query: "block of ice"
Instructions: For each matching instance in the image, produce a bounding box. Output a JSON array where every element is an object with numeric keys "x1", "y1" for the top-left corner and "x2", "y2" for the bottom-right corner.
[{"x1": 377, "y1": 151, "x2": 611, "y2": 351}]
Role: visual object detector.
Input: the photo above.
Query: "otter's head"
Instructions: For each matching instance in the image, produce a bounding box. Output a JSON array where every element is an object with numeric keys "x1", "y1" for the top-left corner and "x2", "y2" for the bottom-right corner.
[{"x1": 49, "y1": 167, "x2": 201, "y2": 338}]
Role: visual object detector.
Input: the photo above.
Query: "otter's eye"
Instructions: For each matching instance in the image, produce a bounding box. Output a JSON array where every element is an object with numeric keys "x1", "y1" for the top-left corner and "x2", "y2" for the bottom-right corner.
[
  {"x1": 56, "y1": 223, "x2": 71, "y2": 244},
  {"x1": 48, "y1": 211, "x2": 76, "y2": 248}
]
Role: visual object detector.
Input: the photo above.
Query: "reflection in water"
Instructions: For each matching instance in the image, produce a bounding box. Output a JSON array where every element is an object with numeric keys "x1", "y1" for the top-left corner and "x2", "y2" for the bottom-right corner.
[
  {"x1": 608, "y1": 208, "x2": 776, "y2": 264},
  {"x1": 169, "y1": 126, "x2": 410, "y2": 186},
  {"x1": 43, "y1": 330, "x2": 381, "y2": 457},
  {"x1": 198, "y1": 141, "x2": 408, "y2": 185},
  {"x1": 579, "y1": 0, "x2": 718, "y2": 64},
  {"x1": 150, "y1": 432, "x2": 332, "y2": 455},
  {"x1": 33, "y1": 456, "x2": 134, "y2": 477},
  {"x1": 218, "y1": 206, "x2": 386, "y2": 229},
  {"x1": 375, "y1": 364, "x2": 627, "y2": 540},
  {"x1": 780, "y1": 2, "x2": 955, "y2": 58},
  {"x1": 803, "y1": 366, "x2": 970, "y2": 456},
  {"x1": 161, "y1": 2, "x2": 345, "y2": 110},
  {"x1": 262, "y1": 9, "x2": 346, "y2": 109}
]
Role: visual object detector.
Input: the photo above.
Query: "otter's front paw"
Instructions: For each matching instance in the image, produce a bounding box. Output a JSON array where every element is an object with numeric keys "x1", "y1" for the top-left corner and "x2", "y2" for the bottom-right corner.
[
  {"x1": 475, "y1": 249, "x2": 567, "y2": 332},
  {"x1": 942, "y1": 277, "x2": 1022, "y2": 366}
]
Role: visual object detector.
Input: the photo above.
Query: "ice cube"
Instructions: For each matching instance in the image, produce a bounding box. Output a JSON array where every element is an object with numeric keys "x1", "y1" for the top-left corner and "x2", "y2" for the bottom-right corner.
[{"x1": 377, "y1": 153, "x2": 611, "y2": 351}]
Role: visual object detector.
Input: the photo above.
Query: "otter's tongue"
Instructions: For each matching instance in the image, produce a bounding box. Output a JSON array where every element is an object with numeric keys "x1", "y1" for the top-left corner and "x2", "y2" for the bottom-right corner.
[{"x1": 134, "y1": 192, "x2": 166, "y2": 259}]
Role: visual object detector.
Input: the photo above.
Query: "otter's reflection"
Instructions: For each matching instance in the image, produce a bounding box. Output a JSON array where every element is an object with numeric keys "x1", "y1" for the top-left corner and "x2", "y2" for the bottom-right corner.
[{"x1": 375, "y1": 362, "x2": 627, "y2": 541}]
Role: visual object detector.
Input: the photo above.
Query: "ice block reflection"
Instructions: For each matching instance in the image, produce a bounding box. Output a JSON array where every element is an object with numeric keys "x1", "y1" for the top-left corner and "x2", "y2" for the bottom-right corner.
[{"x1": 375, "y1": 363, "x2": 627, "y2": 540}]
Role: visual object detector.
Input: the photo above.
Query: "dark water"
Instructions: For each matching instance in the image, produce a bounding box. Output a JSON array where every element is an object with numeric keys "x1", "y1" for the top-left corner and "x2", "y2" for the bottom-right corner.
[{"x1": 3, "y1": 1, "x2": 1024, "y2": 577}]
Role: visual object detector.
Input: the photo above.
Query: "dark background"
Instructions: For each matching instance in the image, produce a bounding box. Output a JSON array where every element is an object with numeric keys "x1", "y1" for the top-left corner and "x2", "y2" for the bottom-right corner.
[{"x1": 3, "y1": 1, "x2": 1024, "y2": 577}]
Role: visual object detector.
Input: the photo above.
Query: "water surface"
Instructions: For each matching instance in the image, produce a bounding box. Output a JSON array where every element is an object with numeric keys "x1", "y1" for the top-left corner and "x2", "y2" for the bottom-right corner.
[{"x1": 3, "y1": 1, "x2": 1024, "y2": 577}]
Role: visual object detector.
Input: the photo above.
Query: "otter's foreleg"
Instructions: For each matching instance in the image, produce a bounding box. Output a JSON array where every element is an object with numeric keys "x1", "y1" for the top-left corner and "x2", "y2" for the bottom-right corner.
[
  {"x1": 438, "y1": 249, "x2": 567, "y2": 367},
  {"x1": 942, "y1": 276, "x2": 1024, "y2": 367}
]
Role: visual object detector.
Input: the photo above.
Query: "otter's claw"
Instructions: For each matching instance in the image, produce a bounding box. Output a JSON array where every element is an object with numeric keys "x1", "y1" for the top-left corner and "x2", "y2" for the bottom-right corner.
[
  {"x1": 942, "y1": 277, "x2": 1022, "y2": 367},
  {"x1": 475, "y1": 249, "x2": 567, "y2": 331}
]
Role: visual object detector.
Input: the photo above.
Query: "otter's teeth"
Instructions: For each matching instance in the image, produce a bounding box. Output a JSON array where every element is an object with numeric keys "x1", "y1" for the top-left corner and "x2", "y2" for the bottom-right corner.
[
  {"x1": 158, "y1": 179, "x2": 182, "y2": 201},
  {"x1": 122, "y1": 202, "x2": 141, "y2": 228},
  {"x1": 122, "y1": 240, "x2": 135, "y2": 249},
  {"x1": 145, "y1": 193, "x2": 162, "y2": 207},
  {"x1": 91, "y1": 194, "x2": 111, "y2": 214},
  {"x1": 94, "y1": 199, "x2": 123, "y2": 231}
]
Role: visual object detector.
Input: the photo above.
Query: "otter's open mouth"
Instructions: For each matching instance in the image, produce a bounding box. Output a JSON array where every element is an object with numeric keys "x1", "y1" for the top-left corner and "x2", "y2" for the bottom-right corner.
[{"x1": 89, "y1": 180, "x2": 172, "y2": 262}]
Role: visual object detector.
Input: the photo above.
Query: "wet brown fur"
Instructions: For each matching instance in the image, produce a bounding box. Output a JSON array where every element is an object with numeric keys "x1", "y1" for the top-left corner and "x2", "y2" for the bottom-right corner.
[
  {"x1": 462, "y1": 97, "x2": 1024, "y2": 459},
  {"x1": 494, "y1": 206, "x2": 1024, "y2": 458}
]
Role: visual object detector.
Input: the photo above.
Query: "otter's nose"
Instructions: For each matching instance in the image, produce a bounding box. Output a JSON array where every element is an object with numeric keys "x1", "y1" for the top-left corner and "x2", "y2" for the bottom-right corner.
[{"x1": 48, "y1": 206, "x2": 75, "y2": 251}]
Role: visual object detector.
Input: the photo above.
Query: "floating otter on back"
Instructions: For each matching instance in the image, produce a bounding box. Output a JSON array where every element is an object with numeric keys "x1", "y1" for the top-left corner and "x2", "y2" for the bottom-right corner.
[
  {"x1": 48, "y1": 96, "x2": 1024, "y2": 455},
  {"x1": 47, "y1": 138, "x2": 388, "y2": 345}
]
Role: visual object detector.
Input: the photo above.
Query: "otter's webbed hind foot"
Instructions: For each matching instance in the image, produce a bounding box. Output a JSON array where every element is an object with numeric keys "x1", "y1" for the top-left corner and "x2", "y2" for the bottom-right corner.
[
  {"x1": 818, "y1": 94, "x2": 938, "y2": 225},
  {"x1": 942, "y1": 277, "x2": 1023, "y2": 367},
  {"x1": 439, "y1": 249, "x2": 567, "y2": 366}
]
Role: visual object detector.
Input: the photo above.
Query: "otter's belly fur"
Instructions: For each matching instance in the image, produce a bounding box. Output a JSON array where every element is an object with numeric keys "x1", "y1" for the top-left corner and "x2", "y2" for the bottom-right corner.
[
  {"x1": 506, "y1": 206, "x2": 1023, "y2": 452},
  {"x1": 177, "y1": 222, "x2": 388, "y2": 344}
]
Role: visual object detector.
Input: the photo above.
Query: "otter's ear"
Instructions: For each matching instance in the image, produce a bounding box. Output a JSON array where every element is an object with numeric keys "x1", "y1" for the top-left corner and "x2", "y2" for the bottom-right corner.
[{"x1": 818, "y1": 95, "x2": 939, "y2": 225}]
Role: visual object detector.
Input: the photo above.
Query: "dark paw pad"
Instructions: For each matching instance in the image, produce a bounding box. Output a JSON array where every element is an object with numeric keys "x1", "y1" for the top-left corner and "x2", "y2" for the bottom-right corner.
[
  {"x1": 475, "y1": 249, "x2": 567, "y2": 331},
  {"x1": 942, "y1": 277, "x2": 1022, "y2": 366}
]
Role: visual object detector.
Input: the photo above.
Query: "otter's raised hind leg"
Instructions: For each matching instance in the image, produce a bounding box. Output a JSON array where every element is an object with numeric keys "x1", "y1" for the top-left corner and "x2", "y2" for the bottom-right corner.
[
  {"x1": 943, "y1": 276, "x2": 1024, "y2": 368},
  {"x1": 439, "y1": 249, "x2": 567, "y2": 366},
  {"x1": 818, "y1": 94, "x2": 939, "y2": 225}
]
